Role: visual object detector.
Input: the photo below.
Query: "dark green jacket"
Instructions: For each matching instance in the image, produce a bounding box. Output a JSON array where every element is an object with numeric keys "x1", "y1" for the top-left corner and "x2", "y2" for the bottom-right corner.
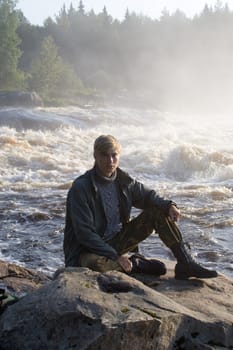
[{"x1": 63, "y1": 166, "x2": 172, "y2": 266}]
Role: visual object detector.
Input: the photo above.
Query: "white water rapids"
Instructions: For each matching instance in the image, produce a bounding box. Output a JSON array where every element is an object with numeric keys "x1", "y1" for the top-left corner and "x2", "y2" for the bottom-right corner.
[{"x1": 1, "y1": 106, "x2": 233, "y2": 277}]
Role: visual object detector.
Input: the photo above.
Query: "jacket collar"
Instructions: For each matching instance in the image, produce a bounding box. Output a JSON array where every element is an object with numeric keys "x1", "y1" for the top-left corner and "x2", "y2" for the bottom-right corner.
[{"x1": 89, "y1": 166, "x2": 132, "y2": 192}]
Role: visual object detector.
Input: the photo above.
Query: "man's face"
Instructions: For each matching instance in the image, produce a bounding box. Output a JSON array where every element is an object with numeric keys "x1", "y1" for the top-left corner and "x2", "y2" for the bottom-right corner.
[{"x1": 94, "y1": 148, "x2": 120, "y2": 177}]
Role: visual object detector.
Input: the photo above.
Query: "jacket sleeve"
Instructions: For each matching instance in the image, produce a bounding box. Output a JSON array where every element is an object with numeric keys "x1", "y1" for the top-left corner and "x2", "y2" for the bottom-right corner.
[
  {"x1": 68, "y1": 180, "x2": 119, "y2": 260},
  {"x1": 130, "y1": 179, "x2": 174, "y2": 215}
]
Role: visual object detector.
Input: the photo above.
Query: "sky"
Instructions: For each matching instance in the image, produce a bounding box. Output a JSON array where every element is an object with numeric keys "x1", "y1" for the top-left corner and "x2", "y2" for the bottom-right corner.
[{"x1": 16, "y1": 0, "x2": 233, "y2": 25}]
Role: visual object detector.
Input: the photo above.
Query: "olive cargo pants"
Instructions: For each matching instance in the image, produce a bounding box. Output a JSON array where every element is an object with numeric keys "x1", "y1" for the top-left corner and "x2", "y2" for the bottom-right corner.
[{"x1": 79, "y1": 207, "x2": 182, "y2": 272}]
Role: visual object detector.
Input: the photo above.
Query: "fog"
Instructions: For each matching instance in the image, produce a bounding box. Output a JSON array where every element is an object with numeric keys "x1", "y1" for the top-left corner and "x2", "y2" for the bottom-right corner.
[
  {"x1": 15, "y1": 2, "x2": 233, "y2": 115},
  {"x1": 115, "y1": 10, "x2": 233, "y2": 115}
]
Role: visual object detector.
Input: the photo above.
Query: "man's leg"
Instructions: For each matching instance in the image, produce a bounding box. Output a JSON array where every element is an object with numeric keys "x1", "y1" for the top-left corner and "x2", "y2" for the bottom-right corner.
[
  {"x1": 79, "y1": 252, "x2": 122, "y2": 273},
  {"x1": 110, "y1": 207, "x2": 218, "y2": 279},
  {"x1": 78, "y1": 208, "x2": 168, "y2": 273},
  {"x1": 79, "y1": 207, "x2": 217, "y2": 278},
  {"x1": 151, "y1": 209, "x2": 217, "y2": 279},
  {"x1": 109, "y1": 207, "x2": 181, "y2": 255}
]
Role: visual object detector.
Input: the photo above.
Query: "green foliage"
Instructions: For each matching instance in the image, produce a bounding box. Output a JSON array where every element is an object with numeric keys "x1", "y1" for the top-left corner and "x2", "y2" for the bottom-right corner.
[
  {"x1": 0, "y1": 0, "x2": 25, "y2": 89},
  {"x1": 17, "y1": 23, "x2": 46, "y2": 71},
  {"x1": 28, "y1": 36, "x2": 62, "y2": 97},
  {"x1": 1, "y1": 0, "x2": 233, "y2": 110},
  {"x1": 28, "y1": 35, "x2": 84, "y2": 102}
]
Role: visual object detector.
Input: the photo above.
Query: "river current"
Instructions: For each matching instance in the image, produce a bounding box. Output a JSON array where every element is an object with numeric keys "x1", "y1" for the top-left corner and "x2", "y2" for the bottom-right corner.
[{"x1": 1, "y1": 106, "x2": 233, "y2": 277}]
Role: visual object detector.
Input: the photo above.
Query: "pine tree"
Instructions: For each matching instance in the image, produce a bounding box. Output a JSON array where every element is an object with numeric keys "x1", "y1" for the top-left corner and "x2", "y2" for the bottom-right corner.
[
  {"x1": 0, "y1": 0, "x2": 25, "y2": 89},
  {"x1": 78, "y1": 0, "x2": 85, "y2": 15},
  {"x1": 29, "y1": 36, "x2": 63, "y2": 97},
  {"x1": 29, "y1": 35, "x2": 82, "y2": 101}
]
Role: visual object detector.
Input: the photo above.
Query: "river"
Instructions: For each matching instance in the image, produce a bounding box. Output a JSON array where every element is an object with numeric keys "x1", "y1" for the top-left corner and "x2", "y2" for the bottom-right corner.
[{"x1": 1, "y1": 105, "x2": 233, "y2": 277}]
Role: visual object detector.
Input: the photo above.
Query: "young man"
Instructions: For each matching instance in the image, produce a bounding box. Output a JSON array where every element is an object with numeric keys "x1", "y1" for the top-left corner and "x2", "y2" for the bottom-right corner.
[{"x1": 63, "y1": 135, "x2": 218, "y2": 279}]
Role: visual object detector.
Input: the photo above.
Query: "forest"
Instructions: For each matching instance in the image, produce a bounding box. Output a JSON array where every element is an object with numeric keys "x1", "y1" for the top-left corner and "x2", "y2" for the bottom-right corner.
[{"x1": 1, "y1": 0, "x2": 233, "y2": 112}]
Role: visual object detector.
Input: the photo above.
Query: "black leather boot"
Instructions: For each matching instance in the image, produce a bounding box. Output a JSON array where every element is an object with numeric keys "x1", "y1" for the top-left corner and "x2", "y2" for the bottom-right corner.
[
  {"x1": 130, "y1": 254, "x2": 167, "y2": 276},
  {"x1": 171, "y1": 242, "x2": 218, "y2": 280}
]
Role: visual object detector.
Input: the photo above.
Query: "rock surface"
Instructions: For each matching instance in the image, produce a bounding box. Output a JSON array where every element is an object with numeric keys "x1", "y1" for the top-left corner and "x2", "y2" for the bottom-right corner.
[
  {"x1": 0, "y1": 260, "x2": 232, "y2": 350},
  {"x1": 0, "y1": 260, "x2": 49, "y2": 297}
]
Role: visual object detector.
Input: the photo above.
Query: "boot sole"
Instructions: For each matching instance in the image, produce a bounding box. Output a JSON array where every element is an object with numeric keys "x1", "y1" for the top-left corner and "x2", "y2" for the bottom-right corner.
[{"x1": 175, "y1": 272, "x2": 218, "y2": 280}]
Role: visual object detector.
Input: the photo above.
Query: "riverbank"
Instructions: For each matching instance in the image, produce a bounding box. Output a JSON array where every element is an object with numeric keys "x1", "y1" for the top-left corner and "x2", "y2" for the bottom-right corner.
[{"x1": 0, "y1": 259, "x2": 232, "y2": 349}]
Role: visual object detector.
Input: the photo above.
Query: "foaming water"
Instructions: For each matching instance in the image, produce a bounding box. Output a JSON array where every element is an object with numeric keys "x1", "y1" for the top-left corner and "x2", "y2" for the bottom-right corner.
[{"x1": 1, "y1": 106, "x2": 233, "y2": 277}]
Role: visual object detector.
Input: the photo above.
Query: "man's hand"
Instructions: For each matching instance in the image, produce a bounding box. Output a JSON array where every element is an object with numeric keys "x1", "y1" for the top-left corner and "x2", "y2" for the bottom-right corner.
[
  {"x1": 169, "y1": 204, "x2": 181, "y2": 222},
  {"x1": 116, "y1": 255, "x2": 133, "y2": 273}
]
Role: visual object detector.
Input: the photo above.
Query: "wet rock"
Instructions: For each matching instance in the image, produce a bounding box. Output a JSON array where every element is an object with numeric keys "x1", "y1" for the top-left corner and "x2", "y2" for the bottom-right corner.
[
  {"x1": 0, "y1": 260, "x2": 49, "y2": 297},
  {"x1": 0, "y1": 260, "x2": 232, "y2": 350},
  {"x1": 0, "y1": 91, "x2": 43, "y2": 107}
]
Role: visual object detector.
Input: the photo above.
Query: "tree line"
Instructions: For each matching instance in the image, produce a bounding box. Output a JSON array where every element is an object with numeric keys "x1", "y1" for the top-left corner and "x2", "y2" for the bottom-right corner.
[{"x1": 1, "y1": 0, "x2": 233, "y2": 111}]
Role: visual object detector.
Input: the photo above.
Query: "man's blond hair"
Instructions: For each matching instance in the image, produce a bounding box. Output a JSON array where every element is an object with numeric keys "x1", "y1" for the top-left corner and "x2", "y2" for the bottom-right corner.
[{"x1": 94, "y1": 135, "x2": 121, "y2": 153}]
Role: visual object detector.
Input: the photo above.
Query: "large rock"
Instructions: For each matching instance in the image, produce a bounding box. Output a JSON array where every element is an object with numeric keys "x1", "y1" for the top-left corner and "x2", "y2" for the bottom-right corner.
[
  {"x1": 0, "y1": 260, "x2": 232, "y2": 349},
  {"x1": 0, "y1": 91, "x2": 43, "y2": 107},
  {"x1": 0, "y1": 260, "x2": 49, "y2": 297}
]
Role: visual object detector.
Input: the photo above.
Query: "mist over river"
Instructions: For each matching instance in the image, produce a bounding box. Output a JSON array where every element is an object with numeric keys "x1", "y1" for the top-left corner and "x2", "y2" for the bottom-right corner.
[{"x1": 1, "y1": 106, "x2": 233, "y2": 277}]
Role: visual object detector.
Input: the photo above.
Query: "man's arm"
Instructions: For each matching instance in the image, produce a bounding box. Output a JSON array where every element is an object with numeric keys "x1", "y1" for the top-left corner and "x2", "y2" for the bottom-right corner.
[{"x1": 130, "y1": 179, "x2": 175, "y2": 214}]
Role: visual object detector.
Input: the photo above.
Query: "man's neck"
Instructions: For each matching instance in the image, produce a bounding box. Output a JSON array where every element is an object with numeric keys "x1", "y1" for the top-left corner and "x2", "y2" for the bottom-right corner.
[{"x1": 95, "y1": 166, "x2": 117, "y2": 183}]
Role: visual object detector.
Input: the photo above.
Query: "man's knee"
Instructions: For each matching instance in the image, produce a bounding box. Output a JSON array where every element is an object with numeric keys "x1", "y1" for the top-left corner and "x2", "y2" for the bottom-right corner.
[
  {"x1": 79, "y1": 252, "x2": 119, "y2": 272},
  {"x1": 139, "y1": 207, "x2": 182, "y2": 247},
  {"x1": 135, "y1": 206, "x2": 166, "y2": 231}
]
